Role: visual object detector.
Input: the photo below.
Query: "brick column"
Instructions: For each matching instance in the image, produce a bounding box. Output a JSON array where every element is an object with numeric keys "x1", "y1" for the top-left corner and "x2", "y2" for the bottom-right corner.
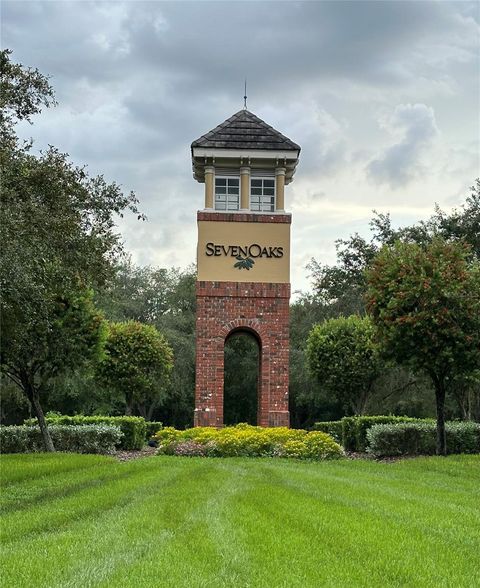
[{"x1": 194, "y1": 281, "x2": 290, "y2": 428}]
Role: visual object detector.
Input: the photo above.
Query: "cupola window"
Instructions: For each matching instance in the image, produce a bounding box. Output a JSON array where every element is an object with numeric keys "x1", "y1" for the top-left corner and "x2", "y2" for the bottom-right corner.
[
  {"x1": 215, "y1": 177, "x2": 239, "y2": 210},
  {"x1": 250, "y1": 178, "x2": 275, "y2": 212}
]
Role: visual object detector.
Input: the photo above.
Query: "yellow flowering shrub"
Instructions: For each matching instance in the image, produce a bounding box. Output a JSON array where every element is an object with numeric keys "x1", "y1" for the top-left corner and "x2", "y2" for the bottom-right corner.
[
  {"x1": 154, "y1": 424, "x2": 344, "y2": 460},
  {"x1": 283, "y1": 440, "x2": 309, "y2": 459},
  {"x1": 303, "y1": 432, "x2": 344, "y2": 459},
  {"x1": 155, "y1": 427, "x2": 182, "y2": 444}
]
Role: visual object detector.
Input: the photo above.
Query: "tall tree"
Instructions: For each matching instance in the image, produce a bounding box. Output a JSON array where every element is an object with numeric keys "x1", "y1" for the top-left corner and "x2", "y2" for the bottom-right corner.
[
  {"x1": 0, "y1": 50, "x2": 143, "y2": 449},
  {"x1": 1, "y1": 290, "x2": 106, "y2": 450},
  {"x1": 96, "y1": 321, "x2": 173, "y2": 419},
  {"x1": 289, "y1": 294, "x2": 344, "y2": 427},
  {"x1": 306, "y1": 316, "x2": 383, "y2": 416},
  {"x1": 366, "y1": 239, "x2": 480, "y2": 455},
  {"x1": 0, "y1": 48, "x2": 56, "y2": 146}
]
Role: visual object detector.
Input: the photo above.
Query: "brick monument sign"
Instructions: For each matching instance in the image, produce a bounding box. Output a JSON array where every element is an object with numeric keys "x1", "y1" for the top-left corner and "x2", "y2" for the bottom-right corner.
[{"x1": 191, "y1": 109, "x2": 300, "y2": 427}]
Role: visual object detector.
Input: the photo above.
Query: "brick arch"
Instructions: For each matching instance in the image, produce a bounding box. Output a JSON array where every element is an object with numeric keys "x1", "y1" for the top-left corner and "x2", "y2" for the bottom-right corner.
[
  {"x1": 220, "y1": 318, "x2": 267, "y2": 342},
  {"x1": 222, "y1": 323, "x2": 262, "y2": 426}
]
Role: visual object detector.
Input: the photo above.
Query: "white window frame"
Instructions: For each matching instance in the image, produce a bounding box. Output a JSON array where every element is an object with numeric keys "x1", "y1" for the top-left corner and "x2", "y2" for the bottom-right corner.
[
  {"x1": 250, "y1": 177, "x2": 276, "y2": 212},
  {"x1": 214, "y1": 176, "x2": 240, "y2": 211}
]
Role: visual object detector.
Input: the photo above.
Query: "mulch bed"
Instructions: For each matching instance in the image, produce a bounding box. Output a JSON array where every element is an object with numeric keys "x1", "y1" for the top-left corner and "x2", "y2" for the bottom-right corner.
[
  {"x1": 114, "y1": 446, "x2": 157, "y2": 462},
  {"x1": 346, "y1": 451, "x2": 413, "y2": 463}
]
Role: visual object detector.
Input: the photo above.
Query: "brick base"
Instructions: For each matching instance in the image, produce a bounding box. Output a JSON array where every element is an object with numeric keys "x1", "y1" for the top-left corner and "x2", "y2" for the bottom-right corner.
[{"x1": 195, "y1": 281, "x2": 290, "y2": 428}]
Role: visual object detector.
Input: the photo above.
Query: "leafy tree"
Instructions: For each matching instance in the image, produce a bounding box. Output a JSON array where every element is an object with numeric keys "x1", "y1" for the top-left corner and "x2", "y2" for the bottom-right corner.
[
  {"x1": 366, "y1": 239, "x2": 480, "y2": 455},
  {"x1": 0, "y1": 376, "x2": 31, "y2": 425},
  {"x1": 96, "y1": 322, "x2": 174, "y2": 419},
  {"x1": 307, "y1": 235, "x2": 376, "y2": 316},
  {"x1": 1, "y1": 290, "x2": 106, "y2": 450},
  {"x1": 0, "y1": 48, "x2": 56, "y2": 146},
  {"x1": 0, "y1": 50, "x2": 143, "y2": 449},
  {"x1": 95, "y1": 260, "x2": 173, "y2": 324},
  {"x1": 305, "y1": 184, "x2": 480, "y2": 421},
  {"x1": 431, "y1": 180, "x2": 480, "y2": 259},
  {"x1": 306, "y1": 316, "x2": 383, "y2": 415},
  {"x1": 289, "y1": 294, "x2": 344, "y2": 427}
]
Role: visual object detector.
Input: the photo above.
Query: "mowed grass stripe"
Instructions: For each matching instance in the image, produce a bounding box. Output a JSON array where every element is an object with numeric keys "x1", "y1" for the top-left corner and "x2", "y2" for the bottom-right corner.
[
  {"x1": 1, "y1": 453, "x2": 110, "y2": 485},
  {"x1": 227, "y1": 459, "x2": 479, "y2": 587},
  {"x1": 1, "y1": 457, "x2": 204, "y2": 545},
  {"x1": 2, "y1": 458, "x2": 250, "y2": 588},
  {"x1": 92, "y1": 461, "x2": 255, "y2": 588},
  {"x1": 1, "y1": 454, "x2": 479, "y2": 588},
  {"x1": 264, "y1": 458, "x2": 480, "y2": 530},
  {"x1": 1, "y1": 457, "x2": 136, "y2": 515}
]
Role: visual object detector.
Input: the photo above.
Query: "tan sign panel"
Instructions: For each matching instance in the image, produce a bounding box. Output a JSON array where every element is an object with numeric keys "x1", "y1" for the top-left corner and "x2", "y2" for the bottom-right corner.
[{"x1": 197, "y1": 220, "x2": 290, "y2": 283}]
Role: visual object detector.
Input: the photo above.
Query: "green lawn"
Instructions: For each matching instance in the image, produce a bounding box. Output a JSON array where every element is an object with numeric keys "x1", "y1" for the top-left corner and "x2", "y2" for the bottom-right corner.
[{"x1": 1, "y1": 454, "x2": 479, "y2": 588}]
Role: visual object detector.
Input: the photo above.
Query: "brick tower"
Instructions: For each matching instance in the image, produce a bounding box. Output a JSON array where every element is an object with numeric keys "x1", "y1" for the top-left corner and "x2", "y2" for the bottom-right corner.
[{"x1": 191, "y1": 109, "x2": 300, "y2": 427}]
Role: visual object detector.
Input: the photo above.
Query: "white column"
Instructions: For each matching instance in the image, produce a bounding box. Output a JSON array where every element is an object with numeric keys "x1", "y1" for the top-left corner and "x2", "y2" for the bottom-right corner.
[
  {"x1": 204, "y1": 166, "x2": 215, "y2": 210},
  {"x1": 275, "y1": 167, "x2": 286, "y2": 212},
  {"x1": 240, "y1": 166, "x2": 250, "y2": 210}
]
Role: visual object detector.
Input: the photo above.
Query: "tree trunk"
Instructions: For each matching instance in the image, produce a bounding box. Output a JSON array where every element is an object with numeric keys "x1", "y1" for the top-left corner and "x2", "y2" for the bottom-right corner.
[
  {"x1": 452, "y1": 386, "x2": 468, "y2": 421},
  {"x1": 433, "y1": 378, "x2": 447, "y2": 456},
  {"x1": 136, "y1": 400, "x2": 159, "y2": 421},
  {"x1": 25, "y1": 383, "x2": 55, "y2": 452},
  {"x1": 353, "y1": 386, "x2": 370, "y2": 416},
  {"x1": 473, "y1": 388, "x2": 480, "y2": 423},
  {"x1": 147, "y1": 402, "x2": 156, "y2": 422},
  {"x1": 137, "y1": 402, "x2": 147, "y2": 419}
]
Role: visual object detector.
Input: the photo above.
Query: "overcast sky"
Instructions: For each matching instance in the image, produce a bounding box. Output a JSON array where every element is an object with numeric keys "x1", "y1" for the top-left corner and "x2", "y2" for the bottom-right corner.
[{"x1": 3, "y1": 0, "x2": 479, "y2": 294}]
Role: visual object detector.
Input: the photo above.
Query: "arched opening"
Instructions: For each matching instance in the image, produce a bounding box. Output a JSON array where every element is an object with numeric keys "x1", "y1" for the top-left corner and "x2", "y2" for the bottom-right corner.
[{"x1": 223, "y1": 329, "x2": 261, "y2": 426}]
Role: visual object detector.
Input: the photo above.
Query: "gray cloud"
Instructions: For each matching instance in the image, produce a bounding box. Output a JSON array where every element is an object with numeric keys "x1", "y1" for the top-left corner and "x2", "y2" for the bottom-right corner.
[
  {"x1": 2, "y1": 0, "x2": 479, "y2": 292},
  {"x1": 367, "y1": 103, "x2": 439, "y2": 187}
]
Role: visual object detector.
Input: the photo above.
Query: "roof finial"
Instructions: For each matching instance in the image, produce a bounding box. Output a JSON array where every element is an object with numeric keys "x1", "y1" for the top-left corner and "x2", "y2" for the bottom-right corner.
[{"x1": 243, "y1": 79, "x2": 247, "y2": 110}]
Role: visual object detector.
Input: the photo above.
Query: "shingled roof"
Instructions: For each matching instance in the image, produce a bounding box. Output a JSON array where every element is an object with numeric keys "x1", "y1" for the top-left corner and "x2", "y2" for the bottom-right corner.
[{"x1": 191, "y1": 109, "x2": 300, "y2": 152}]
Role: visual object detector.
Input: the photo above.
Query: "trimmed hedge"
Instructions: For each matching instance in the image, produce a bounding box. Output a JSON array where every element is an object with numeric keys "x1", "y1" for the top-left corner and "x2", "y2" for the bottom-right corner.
[
  {"x1": 367, "y1": 421, "x2": 480, "y2": 457},
  {"x1": 154, "y1": 424, "x2": 344, "y2": 460},
  {"x1": 345, "y1": 415, "x2": 432, "y2": 452},
  {"x1": 313, "y1": 416, "x2": 431, "y2": 452},
  {"x1": 145, "y1": 421, "x2": 163, "y2": 439},
  {"x1": 311, "y1": 420, "x2": 343, "y2": 443},
  {"x1": 0, "y1": 424, "x2": 123, "y2": 454},
  {"x1": 25, "y1": 415, "x2": 145, "y2": 450}
]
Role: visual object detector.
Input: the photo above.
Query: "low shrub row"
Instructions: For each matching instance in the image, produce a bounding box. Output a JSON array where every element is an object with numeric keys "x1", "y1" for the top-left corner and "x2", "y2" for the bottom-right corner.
[
  {"x1": 367, "y1": 421, "x2": 480, "y2": 457},
  {"x1": 25, "y1": 415, "x2": 146, "y2": 450},
  {"x1": 154, "y1": 423, "x2": 344, "y2": 460},
  {"x1": 0, "y1": 424, "x2": 123, "y2": 454},
  {"x1": 313, "y1": 416, "x2": 431, "y2": 452}
]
